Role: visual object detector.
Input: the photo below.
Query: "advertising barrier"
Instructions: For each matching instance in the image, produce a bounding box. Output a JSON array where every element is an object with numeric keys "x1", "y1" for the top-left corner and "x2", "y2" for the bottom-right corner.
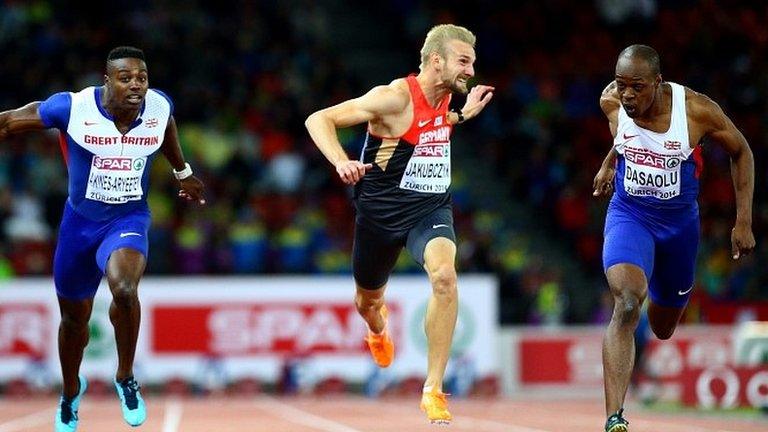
[
  {"x1": 499, "y1": 327, "x2": 604, "y2": 396},
  {"x1": 499, "y1": 324, "x2": 768, "y2": 408},
  {"x1": 0, "y1": 275, "x2": 497, "y2": 389},
  {"x1": 681, "y1": 366, "x2": 768, "y2": 409}
]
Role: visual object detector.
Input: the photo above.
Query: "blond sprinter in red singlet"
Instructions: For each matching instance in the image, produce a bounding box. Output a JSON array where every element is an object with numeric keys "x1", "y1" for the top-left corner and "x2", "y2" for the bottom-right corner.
[{"x1": 305, "y1": 24, "x2": 493, "y2": 425}]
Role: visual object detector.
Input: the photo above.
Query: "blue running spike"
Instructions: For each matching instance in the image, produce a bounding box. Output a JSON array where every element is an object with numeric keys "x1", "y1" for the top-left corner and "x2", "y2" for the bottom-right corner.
[
  {"x1": 114, "y1": 376, "x2": 147, "y2": 427},
  {"x1": 54, "y1": 375, "x2": 88, "y2": 432}
]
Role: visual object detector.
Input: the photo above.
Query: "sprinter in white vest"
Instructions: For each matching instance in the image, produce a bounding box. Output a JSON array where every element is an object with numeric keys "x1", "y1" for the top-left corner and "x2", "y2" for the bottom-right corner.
[
  {"x1": 0, "y1": 46, "x2": 205, "y2": 432},
  {"x1": 593, "y1": 44, "x2": 755, "y2": 432}
]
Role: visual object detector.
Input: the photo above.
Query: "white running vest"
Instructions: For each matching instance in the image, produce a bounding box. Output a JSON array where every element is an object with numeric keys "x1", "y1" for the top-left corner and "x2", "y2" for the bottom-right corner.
[
  {"x1": 67, "y1": 87, "x2": 169, "y2": 205},
  {"x1": 614, "y1": 82, "x2": 693, "y2": 201}
]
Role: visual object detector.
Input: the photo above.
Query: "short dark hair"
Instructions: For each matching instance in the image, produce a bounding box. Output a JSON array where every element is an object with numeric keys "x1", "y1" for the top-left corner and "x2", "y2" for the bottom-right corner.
[
  {"x1": 619, "y1": 44, "x2": 660, "y2": 75},
  {"x1": 107, "y1": 46, "x2": 145, "y2": 63}
]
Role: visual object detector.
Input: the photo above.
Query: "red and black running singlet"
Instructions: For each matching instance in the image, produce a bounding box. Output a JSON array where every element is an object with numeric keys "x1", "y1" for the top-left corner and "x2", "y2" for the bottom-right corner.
[{"x1": 354, "y1": 75, "x2": 453, "y2": 232}]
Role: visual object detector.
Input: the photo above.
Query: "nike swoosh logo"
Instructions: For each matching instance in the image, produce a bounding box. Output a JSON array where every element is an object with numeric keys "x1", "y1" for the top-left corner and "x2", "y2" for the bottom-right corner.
[
  {"x1": 119, "y1": 232, "x2": 142, "y2": 238},
  {"x1": 432, "y1": 224, "x2": 449, "y2": 229},
  {"x1": 418, "y1": 119, "x2": 431, "y2": 127},
  {"x1": 623, "y1": 133, "x2": 639, "y2": 140},
  {"x1": 84, "y1": 121, "x2": 98, "y2": 126},
  {"x1": 678, "y1": 285, "x2": 694, "y2": 296}
]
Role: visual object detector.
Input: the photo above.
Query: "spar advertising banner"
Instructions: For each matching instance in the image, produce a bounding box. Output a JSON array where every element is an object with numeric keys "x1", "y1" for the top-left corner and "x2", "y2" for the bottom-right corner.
[
  {"x1": 499, "y1": 327, "x2": 604, "y2": 396},
  {"x1": 500, "y1": 325, "x2": 768, "y2": 408},
  {"x1": 0, "y1": 276, "x2": 497, "y2": 387}
]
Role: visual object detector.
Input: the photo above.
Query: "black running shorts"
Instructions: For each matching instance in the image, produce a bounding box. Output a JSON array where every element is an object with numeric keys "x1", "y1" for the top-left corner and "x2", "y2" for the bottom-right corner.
[{"x1": 352, "y1": 205, "x2": 455, "y2": 289}]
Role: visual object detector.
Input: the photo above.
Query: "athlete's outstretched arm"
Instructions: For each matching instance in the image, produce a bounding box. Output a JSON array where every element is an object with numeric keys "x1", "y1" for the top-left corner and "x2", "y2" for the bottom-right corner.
[
  {"x1": 593, "y1": 82, "x2": 621, "y2": 197},
  {"x1": 0, "y1": 102, "x2": 48, "y2": 140},
  {"x1": 161, "y1": 116, "x2": 205, "y2": 205},
  {"x1": 305, "y1": 85, "x2": 407, "y2": 185},
  {"x1": 593, "y1": 148, "x2": 617, "y2": 197},
  {"x1": 694, "y1": 94, "x2": 755, "y2": 259}
]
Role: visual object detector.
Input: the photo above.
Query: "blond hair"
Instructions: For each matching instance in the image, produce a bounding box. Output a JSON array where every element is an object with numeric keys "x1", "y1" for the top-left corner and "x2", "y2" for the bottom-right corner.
[{"x1": 419, "y1": 24, "x2": 476, "y2": 71}]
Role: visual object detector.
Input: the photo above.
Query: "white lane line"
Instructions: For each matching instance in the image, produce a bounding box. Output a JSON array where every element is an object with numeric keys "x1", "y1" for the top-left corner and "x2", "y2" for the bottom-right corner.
[
  {"x1": 0, "y1": 408, "x2": 54, "y2": 432},
  {"x1": 257, "y1": 398, "x2": 365, "y2": 432},
  {"x1": 162, "y1": 399, "x2": 183, "y2": 432}
]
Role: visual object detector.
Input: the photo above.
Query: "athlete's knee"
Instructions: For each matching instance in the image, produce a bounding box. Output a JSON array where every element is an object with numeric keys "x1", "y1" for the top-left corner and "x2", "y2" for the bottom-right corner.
[
  {"x1": 60, "y1": 311, "x2": 89, "y2": 332},
  {"x1": 59, "y1": 314, "x2": 90, "y2": 347},
  {"x1": 110, "y1": 278, "x2": 139, "y2": 307},
  {"x1": 355, "y1": 284, "x2": 385, "y2": 315},
  {"x1": 355, "y1": 294, "x2": 379, "y2": 312},
  {"x1": 611, "y1": 292, "x2": 642, "y2": 327},
  {"x1": 428, "y1": 265, "x2": 457, "y2": 299}
]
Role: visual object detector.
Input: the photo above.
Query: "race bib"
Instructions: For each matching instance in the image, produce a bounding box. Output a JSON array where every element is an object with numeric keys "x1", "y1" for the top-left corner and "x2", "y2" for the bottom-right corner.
[
  {"x1": 622, "y1": 147, "x2": 683, "y2": 200},
  {"x1": 85, "y1": 156, "x2": 146, "y2": 204},
  {"x1": 399, "y1": 143, "x2": 451, "y2": 194}
]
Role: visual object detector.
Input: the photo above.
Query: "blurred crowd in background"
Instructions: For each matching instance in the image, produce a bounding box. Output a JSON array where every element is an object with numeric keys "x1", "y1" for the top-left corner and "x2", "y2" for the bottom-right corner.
[{"x1": 0, "y1": 0, "x2": 766, "y2": 324}]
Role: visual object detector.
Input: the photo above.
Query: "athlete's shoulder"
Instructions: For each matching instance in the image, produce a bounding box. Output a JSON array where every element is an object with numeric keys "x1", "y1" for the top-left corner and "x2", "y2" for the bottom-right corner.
[
  {"x1": 599, "y1": 81, "x2": 621, "y2": 116},
  {"x1": 380, "y1": 78, "x2": 411, "y2": 102},
  {"x1": 39, "y1": 90, "x2": 77, "y2": 129},
  {"x1": 683, "y1": 86, "x2": 716, "y2": 111},
  {"x1": 146, "y1": 88, "x2": 174, "y2": 115},
  {"x1": 361, "y1": 79, "x2": 410, "y2": 114},
  {"x1": 148, "y1": 88, "x2": 172, "y2": 103},
  {"x1": 42, "y1": 90, "x2": 74, "y2": 106},
  {"x1": 388, "y1": 77, "x2": 410, "y2": 92},
  {"x1": 64, "y1": 87, "x2": 99, "y2": 110},
  {"x1": 69, "y1": 86, "x2": 96, "y2": 99},
  {"x1": 683, "y1": 86, "x2": 725, "y2": 128}
]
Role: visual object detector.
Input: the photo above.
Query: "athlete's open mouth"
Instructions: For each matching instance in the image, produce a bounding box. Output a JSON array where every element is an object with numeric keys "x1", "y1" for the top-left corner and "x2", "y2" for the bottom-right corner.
[{"x1": 126, "y1": 94, "x2": 143, "y2": 104}]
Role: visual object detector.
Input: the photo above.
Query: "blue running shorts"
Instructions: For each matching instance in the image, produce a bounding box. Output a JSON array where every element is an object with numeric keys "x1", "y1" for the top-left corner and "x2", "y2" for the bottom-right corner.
[
  {"x1": 603, "y1": 199, "x2": 700, "y2": 308},
  {"x1": 53, "y1": 201, "x2": 151, "y2": 300}
]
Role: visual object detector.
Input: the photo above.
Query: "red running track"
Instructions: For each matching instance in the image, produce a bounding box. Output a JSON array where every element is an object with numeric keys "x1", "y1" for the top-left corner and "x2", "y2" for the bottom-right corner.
[{"x1": 0, "y1": 396, "x2": 765, "y2": 432}]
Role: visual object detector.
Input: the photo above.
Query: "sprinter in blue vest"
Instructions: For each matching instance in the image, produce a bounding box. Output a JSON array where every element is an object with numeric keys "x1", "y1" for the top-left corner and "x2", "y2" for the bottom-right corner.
[{"x1": 0, "y1": 46, "x2": 205, "y2": 432}]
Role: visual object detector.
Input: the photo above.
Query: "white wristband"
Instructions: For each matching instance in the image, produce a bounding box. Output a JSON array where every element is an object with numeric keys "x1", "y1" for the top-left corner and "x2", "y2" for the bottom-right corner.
[{"x1": 173, "y1": 162, "x2": 193, "y2": 180}]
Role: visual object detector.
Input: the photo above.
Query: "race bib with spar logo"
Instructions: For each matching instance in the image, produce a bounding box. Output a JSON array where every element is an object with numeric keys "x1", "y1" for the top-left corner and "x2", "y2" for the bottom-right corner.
[
  {"x1": 400, "y1": 126, "x2": 451, "y2": 194},
  {"x1": 623, "y1": 146, "x2": 685, "y2": 200},
  {"x1": 85, "y1": 156, "x2": 146, "y2": 204}
]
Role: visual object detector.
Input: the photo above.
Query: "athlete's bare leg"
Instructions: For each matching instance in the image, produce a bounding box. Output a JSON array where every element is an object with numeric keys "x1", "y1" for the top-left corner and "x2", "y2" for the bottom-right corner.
[
  {"x1": 106, "y1": 248, "x2": 146, "y2": 381},
  {"x1": 603, "y1": 263, "x2": 647, "y2": 415},
  {"x1": 57, "y1": 297, "x2": 95, "y2": 398},
  {"x1": 422, "y1": 237, "x2": 458, "y2": 391},
  {"x1": 647, "y1": 301, "x2": 685, "y2": 340},
  {"x1": 355, "y1": 285, "x2": 386, "y2": 333}
]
